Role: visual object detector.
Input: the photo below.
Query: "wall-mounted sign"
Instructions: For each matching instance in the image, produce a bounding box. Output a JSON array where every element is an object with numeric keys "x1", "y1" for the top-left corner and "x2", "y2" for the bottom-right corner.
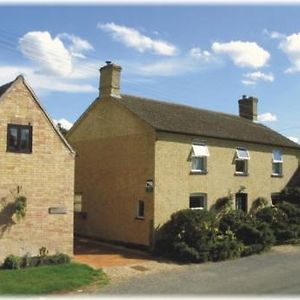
[{"x1": 48, "y1": 207, "x2": 67, "y2": 214}]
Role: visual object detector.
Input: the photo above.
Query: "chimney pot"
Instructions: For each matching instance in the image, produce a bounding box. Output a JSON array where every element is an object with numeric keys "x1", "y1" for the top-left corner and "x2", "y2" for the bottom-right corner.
[
  {"x1": 238, "y1": 95, "x2": 258, "y2": 121},
  {"x1": 99, "y1": 62, "x2": 122, "y2": 98}
]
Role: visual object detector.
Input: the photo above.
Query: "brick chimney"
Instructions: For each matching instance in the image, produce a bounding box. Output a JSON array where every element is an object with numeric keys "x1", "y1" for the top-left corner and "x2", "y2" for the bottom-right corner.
[
  {"x1": 99, "y1": 61, "x2": 122, "y2": 98},
  {"x1": 238, "y1": 95, "x2": 258, "y2": 121}
]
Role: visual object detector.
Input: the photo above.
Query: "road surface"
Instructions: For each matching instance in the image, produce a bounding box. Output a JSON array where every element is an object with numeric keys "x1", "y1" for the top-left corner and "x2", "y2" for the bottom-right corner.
[{"x1": 100, "y1": 245, "x2": 300, "y2": 295}]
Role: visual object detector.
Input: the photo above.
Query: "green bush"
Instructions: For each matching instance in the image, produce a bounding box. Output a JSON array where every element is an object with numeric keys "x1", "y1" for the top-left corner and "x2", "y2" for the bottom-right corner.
[
  {"x1": 279, "y1": 187, "x2": 300, "y2": 207},
  {"x1": 155, "y1": 209, "x2": 216, "y2": 263},
  {"x1": 249, "y1": 197, "x2": 268, "y2": 215},
  {"x1": 3, "y1": 255, "x2": 22, "y2": 270},
  {"x1": 208, "y1": 234, "x2": 243, "y2": 262},
  {"x1": 219, "y1": 210, "x2": 275, "y2": 255},
  {"x1": 255, "y1": 202, "x2": 300, "y2": 244},
  {"x1": 2, "y1": 253, "x2": 71, "y2": 269},
  {"x1": 155, "y1": 209, "x2": 244, "y2": 263}
]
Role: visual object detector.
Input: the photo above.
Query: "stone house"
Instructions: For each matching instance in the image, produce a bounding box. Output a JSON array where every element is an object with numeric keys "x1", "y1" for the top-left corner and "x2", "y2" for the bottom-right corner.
[
  {"x1": 0, "y1": 75, "x2": 75, "y2": 262},
  {"x1": 67, "y1": 62, "x2": 300, "y2": 250}
]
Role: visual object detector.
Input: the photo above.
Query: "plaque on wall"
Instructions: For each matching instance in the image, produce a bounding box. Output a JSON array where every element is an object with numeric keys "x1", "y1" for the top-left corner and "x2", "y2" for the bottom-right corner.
[{"x1": 48, "y1": 207, "x2": 67, "y2": 214}]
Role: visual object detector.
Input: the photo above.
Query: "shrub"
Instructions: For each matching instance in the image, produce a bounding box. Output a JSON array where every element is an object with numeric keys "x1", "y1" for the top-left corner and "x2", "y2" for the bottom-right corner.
[
  {"x1": 208, "y1": 234, "x2": 243, "y2": 262},
  {"x1": 279, "y1": 187, "x2": 300, "y2": 207},
  {"x1": 3, "y1": 255, "x2": 22, "y2": 269},
  {"x1": 155, "y1": 209, "x2": 244, "y2": 263},
  {"x1": 2, "y1": 253, "x2": 71, "y2": 269},
  {"x1": 155, "y1": 209, "x2": 217, "y2": 263},
  {"x1": 249, "y1": 197, "x2": 268, "y2": 215},
  {"x1": 219, "y1": 210, "x2": 275, "y2": 255},
  {"x1": 255, "y1": 202, "x2": 300, "y2": 244}
]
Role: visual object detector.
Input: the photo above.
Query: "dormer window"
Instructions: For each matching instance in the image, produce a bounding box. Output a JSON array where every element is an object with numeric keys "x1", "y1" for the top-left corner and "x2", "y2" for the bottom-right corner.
[
  {"x1": 7, "y1": 124, "x2": 32, "y2": 153},
  {"x1": 191, "y1": 143, "x2": 209, "y2": 174},
  {"x1": 235, "y1": 147, "x2": 249, "y2": 175},
  {"x1": 272, "y1": 150, "x2": 283, "y2": 176}
]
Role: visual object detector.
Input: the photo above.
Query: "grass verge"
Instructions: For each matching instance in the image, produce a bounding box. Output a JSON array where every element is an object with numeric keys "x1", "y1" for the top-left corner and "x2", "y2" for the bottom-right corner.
[{"x1": 0, "y1": 262, "x2": 108, "y2": 295}]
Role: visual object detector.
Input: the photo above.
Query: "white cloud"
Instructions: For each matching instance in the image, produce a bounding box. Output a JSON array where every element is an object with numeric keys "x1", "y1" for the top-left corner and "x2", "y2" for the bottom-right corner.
[
  {"x1": 19, "y1": 31, "x2": 96, "y2": 79},
  {"x1": 242, "y1": 71, "x2": 274, "y2": 85},
  {"x1": 288, "y1": 136, "x2": 299, "y2": 144},
  {"x1": 241, "y1": 80, "x2": 256, "y2": 86},
  {"x1": 189, "y1": 47, "x2": 212, "y2": 61},
  {"x1": 19, "y1": 31, "x2": 73, "y2": 77},
  {"x1": 263, "y1": 29, "x2": 286, "y2": 40},
  {"x1": 0, "y1": 65, "x2": 96, "y2": 94},
  {"x1": 57, "y1": 33, "x2": 94, "y2": 59},
  {"x1": 278, "y1": 32, "x2": 300, "y2": 73},
  {"x1": 53, "y1": 118, "x2": 73, "y2": 130},
  {"x1": 257, "y1": 112, "x2": 277, "y2": 122},
  {"x1": 212, "y1": 41, "x2": 270, "y2": 68},
  {"x1": 98, "y1": 22, "x2": 178, "y2": 56}
]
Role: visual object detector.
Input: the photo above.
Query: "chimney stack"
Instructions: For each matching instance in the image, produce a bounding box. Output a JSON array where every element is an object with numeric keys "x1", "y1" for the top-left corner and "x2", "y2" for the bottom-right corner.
[
  {"x1": 99, "y1": 61, "x2": 122, "y2": 98},
  {"x1": 238, "y1": 95, "x2": 258, "y2": 121}
]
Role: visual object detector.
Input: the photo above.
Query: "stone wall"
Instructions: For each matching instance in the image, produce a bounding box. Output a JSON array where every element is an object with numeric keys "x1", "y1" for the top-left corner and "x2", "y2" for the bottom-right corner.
[{"x1": 0, "y1": 78, "x2": 75, "y2": 262}]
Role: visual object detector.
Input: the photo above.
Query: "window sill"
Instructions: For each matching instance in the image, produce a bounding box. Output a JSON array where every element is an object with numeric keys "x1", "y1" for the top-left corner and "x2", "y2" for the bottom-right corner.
[
  {"x1": 6, "y1": 150, "x2": 32, "y2": 154},
  {"x1": 234, "y1": 172, "x2": 249, "y2": 177},
  {"x1": 190, "y1": 207, "x2": 205, "y2": 210},
  {"x1": 190, "y1": 171, "x2": 208, "y2": 175},
  {"x1": 135, "y1": 217, "x2": 145, "y2": 221},
  {"x1": 271, "y1": 174, "x2": 283, "y2": 178}
]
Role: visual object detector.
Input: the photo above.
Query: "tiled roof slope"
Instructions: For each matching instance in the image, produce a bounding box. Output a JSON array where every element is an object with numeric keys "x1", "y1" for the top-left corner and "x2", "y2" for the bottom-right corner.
[
  {"x1": 0, "y1": 80, "x2": 14, "y2": 97},
  {"x1": 117, "y1": 94, "x2": 300, "y2": 149}
]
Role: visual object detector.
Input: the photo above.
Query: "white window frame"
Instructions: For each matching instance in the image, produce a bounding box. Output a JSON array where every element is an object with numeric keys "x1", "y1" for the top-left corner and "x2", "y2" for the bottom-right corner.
[
  {"x1": 272, "y1": 150, "x2": 283, "y2": 176},
  {"x1": 189, "y1": 193, "x2": 207, "y2": 210},
  {"x1": 191, "y1": 143, "x2": 209, "y2": 173},
  {"x1": 136, "y1": 200, "x2": 145, "y2": 219},
  {"x1": 235, "y1": 147, "x2": 250, "y2": 175}
]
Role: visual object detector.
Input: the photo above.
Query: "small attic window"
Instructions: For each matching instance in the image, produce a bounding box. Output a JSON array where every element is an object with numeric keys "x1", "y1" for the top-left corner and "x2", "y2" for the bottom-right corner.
[{"x1": 7, "y1": 124, "x2": 32, "y2": 154}]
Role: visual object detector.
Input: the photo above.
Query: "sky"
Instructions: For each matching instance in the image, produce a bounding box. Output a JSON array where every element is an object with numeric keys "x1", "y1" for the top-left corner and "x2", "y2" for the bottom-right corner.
[{"x1": 0, "y1": 5, "x2": 300, "y2": 142}]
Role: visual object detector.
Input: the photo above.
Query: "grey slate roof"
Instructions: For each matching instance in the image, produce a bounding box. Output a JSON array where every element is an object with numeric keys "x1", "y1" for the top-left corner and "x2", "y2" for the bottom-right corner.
[
  {"x1": 117, "y1": 94, "x2": 300, "y2": 149},
  {"x1": 0, "y1": 80, "x2": 14, "y2": 98}
]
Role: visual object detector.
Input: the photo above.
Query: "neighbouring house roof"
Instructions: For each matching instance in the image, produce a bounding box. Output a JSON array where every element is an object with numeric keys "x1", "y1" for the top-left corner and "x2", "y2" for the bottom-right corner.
[
  {"x1": 0, "y1": 80, "x2": 14, "y2": 97},
  {"x1": 0, "y1": 76, "x2": 75, "y2": 155},
  {"x1": 117, "y1": 94, "x2": 300, "y2": 149}
]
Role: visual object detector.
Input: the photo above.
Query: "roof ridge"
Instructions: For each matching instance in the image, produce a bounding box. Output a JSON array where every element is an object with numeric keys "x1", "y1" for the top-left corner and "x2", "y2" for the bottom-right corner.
[{"x1": 121, "y1": 93, "x2": 255, "y2": 122}]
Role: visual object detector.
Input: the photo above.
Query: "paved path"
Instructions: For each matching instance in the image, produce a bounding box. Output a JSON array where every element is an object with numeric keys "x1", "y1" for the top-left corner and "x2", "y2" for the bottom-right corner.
[{"x1": 99, "y1": 245, "x2": 300, "y2": 295}]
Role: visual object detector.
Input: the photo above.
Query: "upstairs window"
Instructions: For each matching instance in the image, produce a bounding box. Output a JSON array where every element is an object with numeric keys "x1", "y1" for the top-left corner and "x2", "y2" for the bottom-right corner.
[
  {"x1": 235, "y1": 147, "x2": 250, "y2": 175},
  {"x1": 189, "y1": 193, "x2": 207, "y2": 210},
  {"x1": 272, "y1": 150, "x2": 283, "y2": 176},
  {"x1": 7, "y1": 124, "x2": 32, "y2": 153},
  {"x1": 191, "y1": 143, "x2": 209, "y2": 173}
]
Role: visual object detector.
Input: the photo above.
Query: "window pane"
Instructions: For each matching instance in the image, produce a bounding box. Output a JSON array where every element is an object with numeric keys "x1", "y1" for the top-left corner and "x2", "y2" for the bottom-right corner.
[
  {"x1": 236, "y1": 148, "x2": 249, "y2": 159},
  {"x1": 189, "y1": 195, "x2": 206, "y2": 209},
  {"x1": 272, "y1": 162, "x2": 282, "y2": 175},
  {"x1": 137, "y1": 200, "x2": 144, "y2": 218},
  {"x1": 20, "y1": 128, "x2": 30, "y2": 151},
  {"x1": 271, "y1": 193, "x2": 280, "y2": 205},
  {"x1": 192, "y1": 157, "x2": 205, "y2": 171},
  {"x1": 8, "y1": 127, "x2": 18, "y2": 150},
  {"x1": 235, "y1": 160, "x2": 246, "y2": 173},
  {"x1": 272, "y1": 150, "x2": 282, "y2": 162},
  {"x1": 236, "y1": 193, "x2": 247, "y2": 212}
]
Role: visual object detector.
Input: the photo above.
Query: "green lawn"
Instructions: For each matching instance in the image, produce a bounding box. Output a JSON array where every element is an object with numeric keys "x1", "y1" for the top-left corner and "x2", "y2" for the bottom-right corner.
[{"x1": 0, "y1": 262, "x2": 108, "y2": 295}]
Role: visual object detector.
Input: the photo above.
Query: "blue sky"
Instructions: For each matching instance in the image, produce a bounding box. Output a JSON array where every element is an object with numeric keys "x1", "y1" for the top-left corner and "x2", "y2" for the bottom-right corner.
[{"x1": 1, "y1": 5, "x2": 300, "y2": 142}]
